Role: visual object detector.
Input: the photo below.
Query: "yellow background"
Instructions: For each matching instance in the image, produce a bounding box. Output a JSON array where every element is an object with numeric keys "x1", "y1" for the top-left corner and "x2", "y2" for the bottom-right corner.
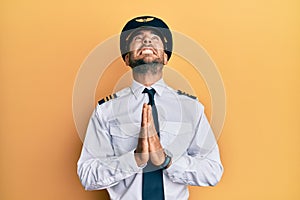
[{"x1": 1, "y1": 0, "x2": 299, "y2": 199}]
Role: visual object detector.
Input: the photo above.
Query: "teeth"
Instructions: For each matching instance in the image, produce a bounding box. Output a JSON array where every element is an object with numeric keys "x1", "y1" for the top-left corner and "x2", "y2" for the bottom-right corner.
[{"x1": 141, "y1": 49, "x2": 153, "y2": 55}]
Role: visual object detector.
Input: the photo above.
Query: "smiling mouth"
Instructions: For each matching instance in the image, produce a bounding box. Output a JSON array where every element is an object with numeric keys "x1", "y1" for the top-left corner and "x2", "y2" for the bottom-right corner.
[{"x1": 139, "y1": 48, "x2": 156, "y2": 56}]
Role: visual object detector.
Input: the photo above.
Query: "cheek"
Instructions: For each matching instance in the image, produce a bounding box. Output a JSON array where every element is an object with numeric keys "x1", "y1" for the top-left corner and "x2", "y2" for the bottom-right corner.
[
  {"x1": 153, "y1": 42, "x2": 165, "y2": 51},
  {"x1": 129, "y1": 42, "x2": 141, "y2": 51},
  {"x1": 157, "y1": 49, "x2": 166, "y2": 57}
]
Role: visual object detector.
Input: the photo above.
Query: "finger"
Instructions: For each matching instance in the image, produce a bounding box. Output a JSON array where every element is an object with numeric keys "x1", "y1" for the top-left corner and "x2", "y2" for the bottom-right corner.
[
  {"x1": 147, "y1": 106, "x2": 157, "y2": 137},
  {"x1": 140, "y1": 104, "x2": 148, "y2": 139},
  {"x1": 142, "y1": 104, "x2": 147, "y2": 127},
  {"x1": 143, "y1": 103, "x2": 147, "y2": 108},
  {"x1": 147, "y1": 105, "x2": 152, "y2": 124}
]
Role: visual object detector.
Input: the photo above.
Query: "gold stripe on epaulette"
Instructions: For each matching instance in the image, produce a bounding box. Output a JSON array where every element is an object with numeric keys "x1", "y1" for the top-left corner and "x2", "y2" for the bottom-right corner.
[
  {"x1": 98, "y1": 93, "x2": 118, "y2": 105},
  {"x1": 177, "y1": 90, "x2": 197, "y2": 99}
]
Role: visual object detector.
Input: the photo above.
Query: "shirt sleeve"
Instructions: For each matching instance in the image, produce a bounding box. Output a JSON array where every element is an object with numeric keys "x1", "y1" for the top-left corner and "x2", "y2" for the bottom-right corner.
[
  {"x1": 164, "y1": 103, "x2": 224, "y2": 186},
  {"x1": 77, "y1": 106, "x2": 143, "y2": 191}
]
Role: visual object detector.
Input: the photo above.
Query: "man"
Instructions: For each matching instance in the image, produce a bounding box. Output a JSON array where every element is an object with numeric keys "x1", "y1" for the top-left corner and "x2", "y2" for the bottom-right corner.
[{"x1": 77, "y1": 16, "x2": 223, "y2": 200}]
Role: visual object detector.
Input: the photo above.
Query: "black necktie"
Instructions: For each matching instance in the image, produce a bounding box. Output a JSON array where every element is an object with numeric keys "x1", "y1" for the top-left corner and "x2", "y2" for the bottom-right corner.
[{"x1": 142, "y1": 88, "x2": 164, "y2": 200}]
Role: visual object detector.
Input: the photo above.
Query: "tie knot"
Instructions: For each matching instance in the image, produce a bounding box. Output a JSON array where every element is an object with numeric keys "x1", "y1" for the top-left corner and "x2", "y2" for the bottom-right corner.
[{"x1": 142, "y1": 88, "x2": 156, "y2": 106}]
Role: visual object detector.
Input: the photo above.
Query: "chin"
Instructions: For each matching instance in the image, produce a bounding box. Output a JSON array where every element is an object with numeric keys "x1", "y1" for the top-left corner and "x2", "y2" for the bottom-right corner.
[{"x1": 143, "y1": 58, "x2": 156, "y2": 63}]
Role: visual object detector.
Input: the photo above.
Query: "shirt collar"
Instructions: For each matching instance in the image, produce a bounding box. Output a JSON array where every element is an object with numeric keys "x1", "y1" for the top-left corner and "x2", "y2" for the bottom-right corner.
[{"x1": 131, "y1": 78, "x2": 167, "y2": 98}]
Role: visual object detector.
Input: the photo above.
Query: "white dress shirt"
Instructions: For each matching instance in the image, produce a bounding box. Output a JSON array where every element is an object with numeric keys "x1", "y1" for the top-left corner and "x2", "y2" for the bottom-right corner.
[{"x1": 77, "y1": 79, "x2": 223, "y2": 200}]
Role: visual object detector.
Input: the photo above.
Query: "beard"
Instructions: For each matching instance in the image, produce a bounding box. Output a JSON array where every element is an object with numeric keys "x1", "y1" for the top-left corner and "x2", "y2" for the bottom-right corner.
[
  {"x1": 132, "y1": 62, "x2": 163, "y2": 74},
  {"x1": 128, "y1": 54, "x2": 164, "y2": 74}
]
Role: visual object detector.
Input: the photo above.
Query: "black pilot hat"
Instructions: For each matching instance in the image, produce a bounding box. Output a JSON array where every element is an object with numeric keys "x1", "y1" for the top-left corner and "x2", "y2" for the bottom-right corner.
[{"x1": 120, "y1": 16, "x2": 173, "y2": 61}]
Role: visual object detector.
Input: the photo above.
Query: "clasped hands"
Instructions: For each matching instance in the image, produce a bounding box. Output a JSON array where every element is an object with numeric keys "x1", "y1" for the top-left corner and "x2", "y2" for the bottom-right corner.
[{"x1": 134, "y1": 103, "x2": 167, "y2": 167}]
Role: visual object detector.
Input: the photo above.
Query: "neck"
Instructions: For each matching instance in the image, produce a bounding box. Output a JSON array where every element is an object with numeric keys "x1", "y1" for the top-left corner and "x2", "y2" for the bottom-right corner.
[{"x1": 132, "y1": 66, "x2": 163, "y2": 87}]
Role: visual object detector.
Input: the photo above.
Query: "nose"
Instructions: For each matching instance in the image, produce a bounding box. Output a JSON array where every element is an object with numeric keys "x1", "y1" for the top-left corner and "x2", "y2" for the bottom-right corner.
[{"x1": 142, "y1": 36, "x2": 152, "y2": 45}]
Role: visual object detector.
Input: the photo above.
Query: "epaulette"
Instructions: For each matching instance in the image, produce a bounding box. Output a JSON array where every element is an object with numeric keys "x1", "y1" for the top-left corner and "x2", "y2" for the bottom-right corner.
[
  {"x1": 177, "y1": 90, "x2": 197, "y2": 99},
  {"x1": 98, "y1": 93, "x2": 118, "y2": 105}
]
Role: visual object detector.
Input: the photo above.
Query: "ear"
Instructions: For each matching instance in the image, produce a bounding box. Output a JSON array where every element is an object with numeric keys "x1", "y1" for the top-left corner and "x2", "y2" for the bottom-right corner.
[
  {"x1": 124, "y1": 53, "x2": 130, "y2": 66},
  {"x1": 163, "y1": 52, "x2": 168, "y2": 65}
]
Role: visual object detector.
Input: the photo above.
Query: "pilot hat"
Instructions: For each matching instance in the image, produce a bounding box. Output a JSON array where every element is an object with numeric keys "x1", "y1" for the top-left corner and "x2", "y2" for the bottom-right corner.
[{"x1": 120, "y1": 16, "x2": 173, "y2": 61}]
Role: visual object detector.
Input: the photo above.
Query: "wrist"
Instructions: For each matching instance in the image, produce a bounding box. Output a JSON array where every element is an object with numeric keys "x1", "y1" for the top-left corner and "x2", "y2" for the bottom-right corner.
[{"x1": 159, "y1": 152, "x2": 172, "y2": 169}]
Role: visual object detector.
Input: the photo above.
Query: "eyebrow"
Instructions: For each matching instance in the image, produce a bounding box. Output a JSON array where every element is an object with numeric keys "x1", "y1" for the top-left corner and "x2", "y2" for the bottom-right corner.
[
  {"x1": 126, "y1": 29, "x2": 163, "y2": 46},
  {"x1": 132, "y1": 30, "x2": 160, "y2": 38}
]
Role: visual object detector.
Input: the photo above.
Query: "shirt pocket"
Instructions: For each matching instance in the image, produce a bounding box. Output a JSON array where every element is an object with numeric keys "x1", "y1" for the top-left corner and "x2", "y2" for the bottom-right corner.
[
  {"x1": 160, "y1": 122, "x2": 194, "y2": 159},
  {"x1": 110, "y1": 123, "x2": 140, "y2": 155}
]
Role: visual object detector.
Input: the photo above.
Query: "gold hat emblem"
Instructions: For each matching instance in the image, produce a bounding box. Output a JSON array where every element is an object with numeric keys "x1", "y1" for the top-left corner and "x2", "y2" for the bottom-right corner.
[{"x1": 135, "y1": 17, "x2": 154, "y2": 23}]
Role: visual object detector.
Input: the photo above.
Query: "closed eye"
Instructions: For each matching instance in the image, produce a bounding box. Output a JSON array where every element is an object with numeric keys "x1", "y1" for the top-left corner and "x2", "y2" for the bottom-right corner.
[
  {"x1": 151, "y1": 35, "x2": 160, "y2": 41},
  {"x1": 133, "y1": 35, "x2": 142, "y2": 41}
]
